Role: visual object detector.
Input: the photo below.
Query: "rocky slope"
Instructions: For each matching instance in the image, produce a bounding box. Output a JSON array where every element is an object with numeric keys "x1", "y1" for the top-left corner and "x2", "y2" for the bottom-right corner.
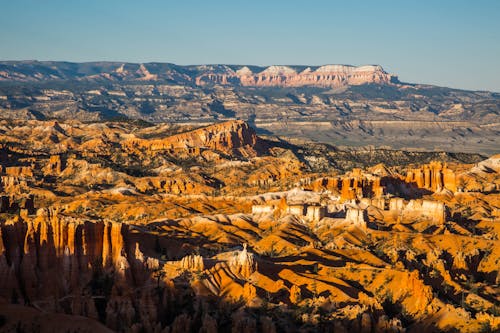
[{"x1": 124, "y1": 120, "x2": 263, "y2": 157}]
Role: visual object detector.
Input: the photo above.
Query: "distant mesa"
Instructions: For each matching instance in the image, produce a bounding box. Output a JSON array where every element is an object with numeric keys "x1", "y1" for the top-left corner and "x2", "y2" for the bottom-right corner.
[{"x1": 195, "y1": 64, "x2": 397, "y2": 88}]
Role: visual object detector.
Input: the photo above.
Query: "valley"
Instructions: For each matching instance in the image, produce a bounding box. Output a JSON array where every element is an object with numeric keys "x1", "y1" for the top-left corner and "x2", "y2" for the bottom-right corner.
[{"x1": 0, "y1": 119, "x2": 498, "y2": 332}]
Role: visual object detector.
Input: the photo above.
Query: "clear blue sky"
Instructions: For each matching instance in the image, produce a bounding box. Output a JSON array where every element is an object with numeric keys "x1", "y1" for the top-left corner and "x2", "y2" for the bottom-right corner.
[{"x1": 1, "y1": 0, "x2": 499, "y2": 91}]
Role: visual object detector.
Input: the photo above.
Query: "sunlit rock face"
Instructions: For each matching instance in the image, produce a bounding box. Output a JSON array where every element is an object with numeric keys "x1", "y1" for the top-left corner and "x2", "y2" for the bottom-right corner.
[
  {"x1": 405, "y1": 161, "x2": 458, "y2": 192},
  {"x1": 0, "y1": 208, "x2": 151, "y2": 302},
  {"x1": 228, "y1": 244, "x2": 257, "y2": 278},
  {"x1": 196, "y1": 64, "x2": 396, "y2": 88},
  {"x1": 123, "y1": 120, "x2": 262, "y2": 157}
]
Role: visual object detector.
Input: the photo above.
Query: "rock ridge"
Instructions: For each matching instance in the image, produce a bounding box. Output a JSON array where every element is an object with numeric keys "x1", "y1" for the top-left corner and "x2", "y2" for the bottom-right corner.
[{"x1": 196, "y1": 64, "x2": 396, "y2": 87}]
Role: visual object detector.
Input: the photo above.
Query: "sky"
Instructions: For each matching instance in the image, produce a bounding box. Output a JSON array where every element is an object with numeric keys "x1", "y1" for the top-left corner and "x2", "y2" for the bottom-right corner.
[{"x1": 0, "y1": 0, "x2": 499, "y2": 91}]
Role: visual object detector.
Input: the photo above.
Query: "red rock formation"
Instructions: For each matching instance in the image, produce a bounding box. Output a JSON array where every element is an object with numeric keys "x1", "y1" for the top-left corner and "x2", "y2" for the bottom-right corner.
[
  {"x1": 196, "y1": 65, "x2": 396, "y2": 88},
  {"x1": 311, "y1": 177, "x2": 340, "y2": 193},
  {"x1": 5, "y1": 166, "x2": 33, "y2": 178},
  {"x1": 310, "y1": 173, "x2": 384, "y2": 201},
  {"x1": 124, "y1": 120, "x2": 261, "y2": 157},
  {"x1": 0, "y1": 208, "x2": 152, "y2": 305},
  {"x1": 405, "y1": 161, "x2": 457, "y2": 192},
  {"x1": 44, "y1": 155, "x2": 65, "y2": 175}
]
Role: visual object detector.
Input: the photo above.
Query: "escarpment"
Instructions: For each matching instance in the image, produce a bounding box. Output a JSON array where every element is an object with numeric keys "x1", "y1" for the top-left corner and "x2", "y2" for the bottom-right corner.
[
  {"x1": 124, "y1": 120, "x2": 263, "y2": 157},
  {"x1": 195, "y1": 64, "x2": 396, "y2": 88}
]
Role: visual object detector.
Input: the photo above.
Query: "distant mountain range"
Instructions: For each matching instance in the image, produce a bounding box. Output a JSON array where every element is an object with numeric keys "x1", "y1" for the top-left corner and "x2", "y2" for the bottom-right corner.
[
  {"x1": 0, "y1": 61, "x2": 396, "y2": 87},
  {"x1": 0, "y1": 61, "x2": 499, "y2": 154}
]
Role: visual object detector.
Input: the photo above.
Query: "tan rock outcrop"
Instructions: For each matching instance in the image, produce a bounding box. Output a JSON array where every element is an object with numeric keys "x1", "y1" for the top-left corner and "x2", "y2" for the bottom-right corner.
[
  {"x1": 228, "y1": 244, "x2": 257, "y2": 278},
  {"x1": 179, "y1": 254, "x2": 204, "y2": 271},
  {"x1": 345, "y1": 207, "x2": 368, "y2": 229},
  {"x1": 242, "y1": 282, "x2": 257, "y2": 302},
  {"x1": 1, "y1": 175, "x2": 28, "y2": 193},
  {"x1": 44, "y1": 155, "x2": 65, "y2": 175},
  {"x1": 289, "y1": 284, "x2": 302, "y2": 304},
  {"x1": 5, "y1": 166, "x2": 33, "y2": 178},
  {"x1": 389, "y1": 198, "x2": 446, "y2": 224}
]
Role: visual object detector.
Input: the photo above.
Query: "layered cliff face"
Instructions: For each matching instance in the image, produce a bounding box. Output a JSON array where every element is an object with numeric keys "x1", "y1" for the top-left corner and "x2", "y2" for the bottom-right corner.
[
  {"x1": 124, "y1": 120, "x2": 262, "y2": 157},
  {"x1": 308, "y1": 168, "x2": 386, "y2": 201},
  {"x1": 405, "y1": 161, "x2": 457, "y2": 192},
  {"x1": 195, "y1": 64, "x2": 396, "y2": 88}
]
